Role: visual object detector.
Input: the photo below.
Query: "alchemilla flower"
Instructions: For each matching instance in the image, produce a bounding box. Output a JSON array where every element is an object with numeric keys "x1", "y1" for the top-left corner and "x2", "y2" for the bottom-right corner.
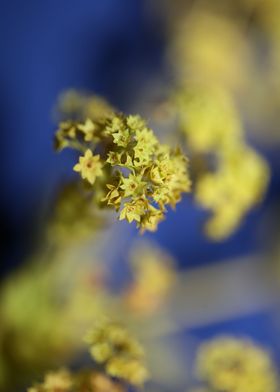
[
  {"x1": 55, "y1": 96, "x2": 191, "y2": 232},
  {"x1": 73, "y1": 149, "x2": 103, "y2": 185}
]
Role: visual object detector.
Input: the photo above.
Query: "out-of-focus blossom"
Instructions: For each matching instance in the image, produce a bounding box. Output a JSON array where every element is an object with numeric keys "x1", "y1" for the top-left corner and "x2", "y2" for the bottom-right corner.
[
  {"x1": 28, "y1": 368, "x2": 125, "y2": 392},
  {"x1": 172, "y1": 83, "x2": 270, "y2": 239},
  {"x1": 85, "y1": 319, "x2": 149, "y2": 386},
  {"x1": 123, "y1": 241, "x2": 176, "y2": 315},
  {"x1": 48, "y1": 182, "x2": 107, "y2": 244},
  {"x1": 196, "y1": 336, "x2": 279, "y2": 392},
  {"x1": 169, "y1": 10, "x2": 253, "y2": 92},
  {"x1": 196, "y1": 146, "x2": 270, "y2": 239}
]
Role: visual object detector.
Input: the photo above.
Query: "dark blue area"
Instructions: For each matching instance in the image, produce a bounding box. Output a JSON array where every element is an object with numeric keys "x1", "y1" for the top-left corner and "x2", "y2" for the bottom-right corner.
[{"x1": 0, "y1": 0, "x2": 165, "y2": 274}]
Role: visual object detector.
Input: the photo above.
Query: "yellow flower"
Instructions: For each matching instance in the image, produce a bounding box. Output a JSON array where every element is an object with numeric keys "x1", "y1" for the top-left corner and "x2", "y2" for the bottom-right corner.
[
  {"x1": 133, "y1": 145, "x2": 152, "y2": 167},
  {"x1": 112, "y1": 128, "x2": 131, "y2": 147},
  {"x1": 102, "y1": 184, "x2": 122, "y2": 210},
  {"x1": 120, "y1": 174, "x2": 146, "y2": 198},
  {"x1": 105, "y1": 116, "x2": 125, "y2": 135},
  {"x1": 73, "y1": 149, "x2": 103, "y2": 185},
  {"x1": 150, "y1": 165, "x2": 164, "y2": 184},
  {"x1": 119, "y1": 199, "x2": 146, "y2": 223},
  {"x1": 139, "y1": 207, "x2": 165, "y2": 233},
  {"x1": 126, "y1": 114, "x2": 146, "y2": 131},
  {"x1": 135, "y1": 127, "x2": 157, "y2": 150},
  {"x1": 106, "y1": 151, "x2": 123, "y2": 166}
]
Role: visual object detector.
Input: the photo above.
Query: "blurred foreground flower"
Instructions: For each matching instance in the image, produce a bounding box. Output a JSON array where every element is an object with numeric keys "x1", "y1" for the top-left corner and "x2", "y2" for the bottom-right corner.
[
  {"x1": 123, "y1": 241, "x2": 176, "y2": 315},
  {"x1": 0, "y1": 253, "x2": 107, "y2": 390},
  {"x1": 174, "y1": 84, "x2": 270, "y2": 239},
  {"x1": 28, "y1": 368, "x2": 125, "y2": 392},
  {"x1": 86, "y1": 319, "x2": 149, "y2": 386},
  {"x1": 196, "y1": 336, "x2": 279, "y2": 392},
  {"x1": 48, "y1": 182, "x2": 107, "y2": 244}
]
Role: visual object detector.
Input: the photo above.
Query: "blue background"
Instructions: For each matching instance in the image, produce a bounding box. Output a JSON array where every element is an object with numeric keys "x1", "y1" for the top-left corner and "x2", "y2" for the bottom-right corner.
[{"x1": 1, "y1": 0, "x2": 280, "y2": 371}]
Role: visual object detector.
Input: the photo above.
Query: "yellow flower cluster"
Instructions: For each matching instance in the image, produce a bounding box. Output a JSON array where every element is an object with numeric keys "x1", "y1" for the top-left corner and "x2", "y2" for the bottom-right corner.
[
  {"x1": 196, "y1": 336, "x2": 279, "y2": 392},
  {"x1": 28, "y1": 368, "x2": 124, "y2": 392},
  {"x1": 55, "y1": 98, "x2": 191, "y2": 232},
  {"x1": 85, "y1": 320, "x2": 149, "y2": 386},
  {"x1": 175, "y1": 84, "x2": 270, "y2": 240}
]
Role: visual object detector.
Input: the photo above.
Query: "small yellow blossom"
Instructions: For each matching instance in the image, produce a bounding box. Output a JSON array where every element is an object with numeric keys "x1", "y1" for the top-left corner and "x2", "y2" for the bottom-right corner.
[
  {"x1": 102, "y1": 184, "x2": 122, "y2": 210},
  {"x1": 135, "y1": 127, "x2": 158, "y2": 150},
  {"x1": 112, "y1": 128, "x2": 131, "y2": 147},
  {"x1": 73, "y1": 149, "x2": 103, "y2": 185},
  {"x1": 139, "y1": 207, "x2": 165, "y2": 233},
  {"x1": 105, "y1": 116, "x2": 125, "y2": 135},
  {"x1": 106, "y1": 151, "x2": 123, "y2": 166},
  {"x1": 120, "y1": 174, "x2": 146, "y2": 198},
  {"x1": 133, "y1": 145, "x2": 153, "y2": 167},
  {"x1": 126, "y1": 114, "x2": 146, "y2": 130},
  {"x1": 119, "y1": 199, "x2": 146, "y2": 223}
]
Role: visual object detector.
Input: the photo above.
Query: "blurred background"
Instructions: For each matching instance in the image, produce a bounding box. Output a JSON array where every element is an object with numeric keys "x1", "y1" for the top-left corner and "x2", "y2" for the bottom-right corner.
[{"x1": 1, "y1": 0, "x2": 280, "y2": 391}]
